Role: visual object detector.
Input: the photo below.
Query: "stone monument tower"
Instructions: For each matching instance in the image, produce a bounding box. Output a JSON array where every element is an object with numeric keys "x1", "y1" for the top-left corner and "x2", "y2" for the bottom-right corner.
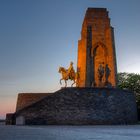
[{"x1": 77, "y1": 8, "x2": 117, "y2": 87}]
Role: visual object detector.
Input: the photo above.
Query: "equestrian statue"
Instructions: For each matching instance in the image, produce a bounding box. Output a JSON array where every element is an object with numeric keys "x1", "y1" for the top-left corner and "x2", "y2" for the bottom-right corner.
[{"x1": 58, "y1": 62, "x2": 79, "y2": 87}]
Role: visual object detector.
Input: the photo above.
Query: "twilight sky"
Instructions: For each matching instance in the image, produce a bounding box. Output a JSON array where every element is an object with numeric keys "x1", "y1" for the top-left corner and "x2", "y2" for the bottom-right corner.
[{"x1": 0, "y1": 0, "x2": 140, "y2": 119}]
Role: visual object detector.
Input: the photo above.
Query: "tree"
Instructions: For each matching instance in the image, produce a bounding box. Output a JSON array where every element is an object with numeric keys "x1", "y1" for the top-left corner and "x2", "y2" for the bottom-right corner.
[{"x1": 117, "y1": 72, "x2": 140, "y2": 105}]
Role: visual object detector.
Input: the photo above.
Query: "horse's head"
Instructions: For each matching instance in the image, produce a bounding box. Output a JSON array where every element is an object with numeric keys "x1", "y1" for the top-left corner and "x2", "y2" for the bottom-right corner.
[
  {"x1": 58, "y1": 67, "x2": 62, "y2": 73},
  {"x1": 58, "y1": 67, "x2": 66, "y2": 73}
]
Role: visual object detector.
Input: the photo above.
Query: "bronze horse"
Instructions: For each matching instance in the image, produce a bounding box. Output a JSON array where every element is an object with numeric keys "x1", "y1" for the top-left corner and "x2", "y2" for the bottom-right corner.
[{"x1": 58, "y1": 67, "x2": 79, "y2": 87}]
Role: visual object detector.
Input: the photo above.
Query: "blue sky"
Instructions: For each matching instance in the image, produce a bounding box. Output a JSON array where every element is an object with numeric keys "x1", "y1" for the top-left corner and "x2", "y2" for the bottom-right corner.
[{"x1": 0, "y1": 0, "x2": 140, "y2": 118}]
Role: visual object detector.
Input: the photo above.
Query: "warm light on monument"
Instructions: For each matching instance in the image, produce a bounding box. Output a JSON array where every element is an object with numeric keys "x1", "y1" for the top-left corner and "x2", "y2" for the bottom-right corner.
[{"x1": 77, "y1": 8, "x2": 117, "y2": 87}]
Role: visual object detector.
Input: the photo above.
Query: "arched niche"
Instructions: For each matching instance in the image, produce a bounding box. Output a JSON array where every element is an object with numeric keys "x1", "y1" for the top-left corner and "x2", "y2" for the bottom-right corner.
[{"x1": 91, "y1": 42, "x2": 108, "y2": 87}]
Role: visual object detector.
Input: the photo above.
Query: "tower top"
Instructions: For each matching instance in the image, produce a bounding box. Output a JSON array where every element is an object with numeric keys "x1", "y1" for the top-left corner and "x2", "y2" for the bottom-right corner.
[
  {"x1": 87, "y1": 7, "x2": 107, "y2": 11},
  {"x1": 84, "y1": 8, "x2": 109, "y2": 21}
]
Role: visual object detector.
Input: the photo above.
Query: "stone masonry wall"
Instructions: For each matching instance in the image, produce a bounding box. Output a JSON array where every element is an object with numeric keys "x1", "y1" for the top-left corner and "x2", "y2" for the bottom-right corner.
[
  {"x1": 15, "y1": 88, "x2": 138, "y2": 125},
  {"x1": 16, "y1": 93, "x2": 51, "y2": 111}
]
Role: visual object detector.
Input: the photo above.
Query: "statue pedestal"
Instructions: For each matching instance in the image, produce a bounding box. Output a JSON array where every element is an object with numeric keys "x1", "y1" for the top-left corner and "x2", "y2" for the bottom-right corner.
[{"x1": 14, "y1": 87, "x2": 138, "y2": 125}]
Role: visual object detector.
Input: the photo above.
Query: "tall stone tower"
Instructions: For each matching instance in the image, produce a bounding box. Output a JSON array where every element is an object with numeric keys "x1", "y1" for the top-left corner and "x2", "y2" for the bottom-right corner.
[{"x1": 77, "y1": 8, "x2": 117, "y2": 87}]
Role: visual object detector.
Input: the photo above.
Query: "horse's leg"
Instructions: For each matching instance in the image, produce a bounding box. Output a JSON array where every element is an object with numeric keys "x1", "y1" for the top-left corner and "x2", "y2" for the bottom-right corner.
[
  {"x1": 65, "y1": 80, "x2": 67, "y2": 87},
  {"x1": 60, "y1": 79, "x2": 63, "y2": 85},
  {"x1": 71, "y1": 79, "x2": 75, "y2": 87}
]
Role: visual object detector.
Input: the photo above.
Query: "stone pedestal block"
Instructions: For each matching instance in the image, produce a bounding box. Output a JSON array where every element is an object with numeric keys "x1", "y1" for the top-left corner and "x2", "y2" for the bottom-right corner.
[{"x1": 15, "y1": 88, "x2": 138, "y2": 125}]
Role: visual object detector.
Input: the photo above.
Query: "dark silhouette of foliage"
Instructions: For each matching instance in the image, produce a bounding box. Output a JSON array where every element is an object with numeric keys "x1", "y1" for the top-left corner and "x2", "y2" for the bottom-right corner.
[{"x1": 117, "y1": 72, "x2": 140, "y2": 105}]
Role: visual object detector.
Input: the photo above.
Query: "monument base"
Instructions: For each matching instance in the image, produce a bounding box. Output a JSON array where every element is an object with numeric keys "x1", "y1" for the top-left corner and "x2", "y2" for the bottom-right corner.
[{"x1": 13, "y1": 88, "x2": 138, "y2": 125}]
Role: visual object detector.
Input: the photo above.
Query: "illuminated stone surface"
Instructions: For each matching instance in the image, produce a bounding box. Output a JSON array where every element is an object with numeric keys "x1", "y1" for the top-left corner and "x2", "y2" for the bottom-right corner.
[{"x1": 77, "y1": 8, "x2": 117, "y2": 87}]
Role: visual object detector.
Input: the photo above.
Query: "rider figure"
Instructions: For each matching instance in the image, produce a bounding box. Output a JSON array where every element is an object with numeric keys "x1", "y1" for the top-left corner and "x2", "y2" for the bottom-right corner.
[{"x1": 67, "y1": 62, "x2": 75, "y2": 80}]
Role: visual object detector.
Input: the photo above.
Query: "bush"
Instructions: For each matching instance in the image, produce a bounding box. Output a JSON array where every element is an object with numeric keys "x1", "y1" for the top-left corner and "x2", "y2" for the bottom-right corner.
[{"x1": 117, "y1": 72, "x2": 140, "y2": 106}]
